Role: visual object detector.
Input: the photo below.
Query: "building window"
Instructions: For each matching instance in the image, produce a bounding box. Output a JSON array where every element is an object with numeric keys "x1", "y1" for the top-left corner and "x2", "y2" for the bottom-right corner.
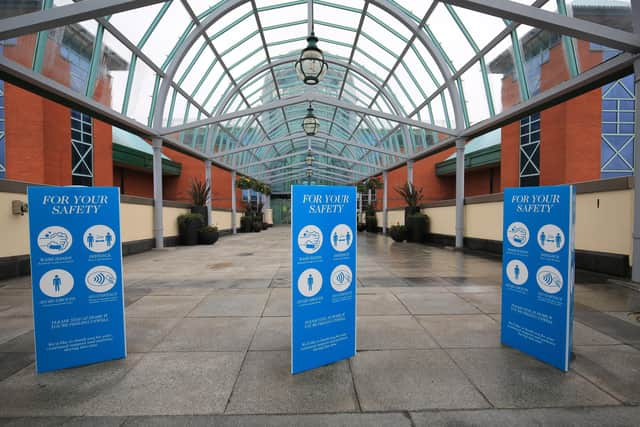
[
  {"x1": 0, "y1": 80, "x2": 5, "y2": 179},
  {"x1": 601, "y1": 74, "x2": 634, "y2": 178},
  {"x1": 71, "y1": 110, "x2": 93, "y2": 186},
  {"x1": 519, "y1": 112, "x2": 541, "y2": 187}
]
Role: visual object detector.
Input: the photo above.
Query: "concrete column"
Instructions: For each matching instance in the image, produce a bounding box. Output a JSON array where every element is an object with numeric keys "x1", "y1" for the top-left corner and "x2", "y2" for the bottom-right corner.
[
  {"x1": 205, "y1": 159, "x2": 212, "y2": 226},
  {"x1": 407, "y1": 160, "x2": 414, "y2": 185},
  {"x1": 383, "y1": 171, "x2": 388, "y2": 234},
  {"x1": 455, "y1": 139, "x2": 465, "y2": 249},
  {"x1": 632, "y1": 58, "x2": 640, "y2": 282},
  {"x1": 152, "y1": 138, "x2": 164, "y2": 249},
  {"x1": 231, "y1": 171, "x2": 237, "y2": 234},
  {"x1": 358, "y1": 192, "x2": 363, "y2": 223}
]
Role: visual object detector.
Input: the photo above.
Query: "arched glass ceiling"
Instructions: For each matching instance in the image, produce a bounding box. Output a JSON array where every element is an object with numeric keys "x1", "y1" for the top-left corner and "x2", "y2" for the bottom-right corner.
[{"x1": 0, "y1": 0, "x2": 637, "y2": 191}]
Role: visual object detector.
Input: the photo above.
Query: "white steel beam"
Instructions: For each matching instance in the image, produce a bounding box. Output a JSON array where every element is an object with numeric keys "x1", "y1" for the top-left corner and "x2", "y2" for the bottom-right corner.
[
  {"x1": 443, "y1": 0, "x2": 640, "y2": 53},
  {"x1": 0, "y1": 0, "x2": 164, "y2": 41}
]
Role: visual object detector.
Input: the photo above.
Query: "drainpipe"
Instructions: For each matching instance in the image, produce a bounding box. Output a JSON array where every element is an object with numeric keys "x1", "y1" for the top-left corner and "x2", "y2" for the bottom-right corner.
[
  {"x1": 152, "y1": 138, "x2": 163, "y2": 249},
  {"x1": 455, "y1": 138, "x2": 465, "y2": 250}
]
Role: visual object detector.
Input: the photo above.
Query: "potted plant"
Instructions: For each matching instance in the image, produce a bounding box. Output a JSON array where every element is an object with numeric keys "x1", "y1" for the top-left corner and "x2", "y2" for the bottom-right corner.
[
  {"x1": 365, "y1": 203, "x2": 378, "y2": 233},
  {"x1": 389, "y1": 224, "x2": 407, "y2": 242},
  {"x1": 198, "y1": 225, "x2": 219, "y2": 245},
  {"x1": 236, "y1": 175, "x2": 254, "y2": 190},
  {"x1": 395, "y1": 182, "x2": 429, "y2": 243},
  {"x1": 177, "y1": 213, "x2": 204, "y2": 246},
  {"x1": 189, "y1": 177, "x2": 210, "y2": 226}
]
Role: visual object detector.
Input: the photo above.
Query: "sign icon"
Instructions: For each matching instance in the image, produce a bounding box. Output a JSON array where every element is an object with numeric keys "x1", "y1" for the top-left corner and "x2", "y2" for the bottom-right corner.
[
  {"x1": 39, "y1": 269, "x2": 74, "y2": 298},
  {"x1": 537, "y1": 224, "x2": 564, "y2": 253},
  {"x1": 330, "y1": 265, "x2": 353, "y2": 292},
  {"x1": 507, "y1": 222, "x2": 529, "y2": 248},
  {"x1": 37, "y1": 226, "x2": 72, "y2": 255},
  {"x1": 298, "y1": 225, "x2": 323, "y2": 254},
  {"x1": 506, "y1": 259, "x2": 528, "y2": 286},
  {"x1": 536, "y1": 265, "x2": 563, "y2": 294},
  {"x1": 84, "y1": 225, "x2": 116, "y2": 253},
  {"x1": 330, "y1": 224, "x2": 353, "y2": 252},
  {"x1": 297, "y1": 268, "x2": 322, "y2": 297},
  {"x1": 85, "y1": 266, "x2": 117, "y2": 293}
]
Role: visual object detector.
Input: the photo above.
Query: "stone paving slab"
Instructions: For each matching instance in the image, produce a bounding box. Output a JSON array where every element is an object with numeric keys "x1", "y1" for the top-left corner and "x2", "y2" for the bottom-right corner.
[
  {"x1": 125, "y1": 296, "x2": 205, "y2": 318},
  {"x1": 410, "y1": 406, "x2": 640, "y2": 427},
  {"x1": 226, "y1": 351, "x2": 357, "y2": 414},
  {"x1": 572, "y1": 344, "x2": 640, "y2": 404},
  {"x1": 188, "y1": 290, "x2": 270, "y2": 317},
  {"x1": 122, "y1": 413, "x2": 412, "y2": 427},
  {"x1": 356, "y1": 315, "x2": 438, "y2": 350},
  {"x1": 350, "y1": 349, "x2": 490, "y2": 411},
  {"x1": 0, "y1": 355, "x2": 143, "y2": 416},
  {"x1": 0, "y1": 296, "x2": 33, "y2": 318},
  {"x1": 447, "y1": 348, "x2": 619, "y2": 408},
  {"x1": 416, "y1": 314, "x2": 501, "y2": 348},
  {"x1": 395, "y1": 292, "x2": 481, "y2": 315},
  {"x1": 356, "y1": 293, "x2": 408, "y2": 316},
  {"x1": 80, "y1": 352, "x2": 244, "y2": 415},
  {"x1": 250, "y1": 317, "x2": 290, "y2": 350},
  {"x1": 154, "y1": 317, "x2": 259, "y2": 352},
  {"x1": 262, "y1": 288, "x2": 290, "y2": 317},
  {"x1": 0, "y1": 227, "x2": 638, "y2": 424},
  {"x1": 0, "y1": 317, "x2": 33, "y2": 345},
  {"x1": 125, "y1": 317, "x2": 181, "y2": 353}
]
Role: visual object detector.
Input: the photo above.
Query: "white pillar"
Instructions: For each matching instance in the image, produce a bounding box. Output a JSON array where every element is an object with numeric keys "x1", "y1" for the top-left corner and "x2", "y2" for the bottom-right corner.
[
  {"x1": 231, "y1": 171, "x2": 237, "y2": 234},
  {"x1": 383, "y1": 171, "x2": 388, "y2": 234},
  {"x1": 455, "y1": 139, "x2": 465, "y2": 249},
  {"x1": 205, "y1": 159, "x2": 212, "y2": 226},
  {"x1": 407, "y1": 160, "x2": 414, "y2": 185},
  {"x1": 358, "y1": 192, "x2": 363, "y2": 223},
  {"x1": 152, "y1": 138, "x2": 164, "y2": 249},
  {"x1": 632, "y1": 57, "x2": 640, "y2": 281},
  {"x1": 629, "y1": 0, "x2": 640, "y2": 280}
]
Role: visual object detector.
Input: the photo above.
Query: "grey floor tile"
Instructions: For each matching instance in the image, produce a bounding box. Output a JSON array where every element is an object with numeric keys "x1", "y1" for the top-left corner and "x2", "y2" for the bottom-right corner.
[
  {"x1": 80, "y1": 352, "x2": 243, "y2": 415},
  {"x1": 263, "y1": 289, "x2": 290, "y2": 317},
  {"x1": 411, "y1": 406, "x2": 640, "y2": 427},
  {"x1": 124, "y1": 317, "x2": 180, "y2": 353},
  {"x1": 0, "y1": 297, "x2": 32, "y2": 318},
  {"x1": 155, "y1": 317, "x2": 259, "y2": 352},
  {"x1": 0, "y1": 331, "x2": 34, "y2": 353},
  {"x1": 572, "y1": 321, "x2": 621, "y2": 346},
  {"x1": 351, "y1": 349, "x2": 490, "y2": 411},
  {"x1": 122, "y1": 413, "x2": 411, "y2": 427},
  {"x1": 395, "y1": 292, "x2": 481, "y2": 315},
  {"x1": 0, "y1": 354, "x2": 143, "y2": 416},
  {"x1": 572, "y1": 345, "x2": 640, "y2": 404},
  {"x1": 188, "y1": 290, "x2": 269, "y2": 317},
  {"x1": 447, "y1": 348, "x2": 619, "y2": 408},
  {"x1": 125, "y1": 296, "x2": 205, "y2": 318},
  {"x1": 0, "y1": 352, "x2": 35, "y2": 382},
  {"x1": 357, "y1": 293, "x2": 408, "y2": 316},
  {"x1": 250, "y1": 317, "x2": 290, "y2": 350},
  {"x1": 0, "y1": 317, "x2": 33, "y2": 345},
  {"x1": 456, "y1": 291, "x2": 501, "y2": 314},
  {"x1": 226, "y1": 351, "x2": 357, "y2": 414},
  {"x1": 357, "y1": 316, "x2": 438, "y2": 350},
  {"x1": 416, "y1": 314, "x2": 501, "y2": 348}
]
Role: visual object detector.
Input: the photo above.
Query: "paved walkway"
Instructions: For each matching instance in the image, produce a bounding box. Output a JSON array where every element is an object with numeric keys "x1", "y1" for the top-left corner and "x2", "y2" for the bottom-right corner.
[{"x1": 0, "y1": 226, "x2": 639, "y2": 426}]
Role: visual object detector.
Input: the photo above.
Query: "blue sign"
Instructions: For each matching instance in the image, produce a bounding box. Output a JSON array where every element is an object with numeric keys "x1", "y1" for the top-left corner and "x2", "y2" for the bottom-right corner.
[
  {"x1": 291, "y1": 185, "x2": 357, "y2": 374},
  {"x1": 501, "y1": 185, "x2": 576, "y2": 371},
  {"x1": 28, "y1": 187, "x2": 126, "y2": 373}
]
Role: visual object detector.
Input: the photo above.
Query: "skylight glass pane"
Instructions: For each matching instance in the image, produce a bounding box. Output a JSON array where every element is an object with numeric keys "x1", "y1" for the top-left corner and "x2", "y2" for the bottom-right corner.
[
  {"x1": 108, "y1": 2, "x2": 167, "y2": 47},
  {"x1": 141, "y1": 0, "x2": 191, "y2": 67},
  {"x1": 461, "y1": 61, "x2": 492, "y2": 125},
  {"x1": 426, "y1": 3, "x2": 475, "y2": 71}
]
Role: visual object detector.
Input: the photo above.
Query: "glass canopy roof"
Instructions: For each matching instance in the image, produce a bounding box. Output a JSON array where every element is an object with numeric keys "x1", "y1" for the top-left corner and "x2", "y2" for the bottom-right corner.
[{"x1": 0, "y1": 0, "x2": 636, "y2": 191}]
